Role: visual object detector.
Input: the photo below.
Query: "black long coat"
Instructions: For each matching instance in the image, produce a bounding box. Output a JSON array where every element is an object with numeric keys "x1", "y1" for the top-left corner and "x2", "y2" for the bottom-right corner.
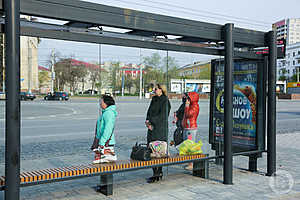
[{"x1": 146, "y1": 95, "x2": 171, "y2": 143}]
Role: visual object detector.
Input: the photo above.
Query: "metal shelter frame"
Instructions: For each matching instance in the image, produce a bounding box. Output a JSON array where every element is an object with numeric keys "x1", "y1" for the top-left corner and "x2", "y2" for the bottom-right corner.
[{"x1": 1, "y1": 0, "x2": 277, "y2": 199}]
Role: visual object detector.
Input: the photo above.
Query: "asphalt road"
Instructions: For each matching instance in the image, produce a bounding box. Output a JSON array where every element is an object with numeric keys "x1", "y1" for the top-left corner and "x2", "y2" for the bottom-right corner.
[{"x1": 0, "y1": 98, "x2": 300, "y2": 174}]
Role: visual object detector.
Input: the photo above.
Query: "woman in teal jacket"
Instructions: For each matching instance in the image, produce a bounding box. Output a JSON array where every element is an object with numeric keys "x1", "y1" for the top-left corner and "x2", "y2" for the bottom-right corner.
[{"x1": 93, "y1": 95, "x2": 118, "y2": 164}]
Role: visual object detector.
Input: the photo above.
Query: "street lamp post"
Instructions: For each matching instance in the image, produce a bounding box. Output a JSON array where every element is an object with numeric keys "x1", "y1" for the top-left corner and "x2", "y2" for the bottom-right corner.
[
  {"x1": 121, "y1": 69, "x2": 124, "y2": 96},
  {"x1": 51, "y1": 49, "x2": 55, "y2": 94},
  {"x1": 139, "y1": 48, "x2": 143, "y2": 99}
]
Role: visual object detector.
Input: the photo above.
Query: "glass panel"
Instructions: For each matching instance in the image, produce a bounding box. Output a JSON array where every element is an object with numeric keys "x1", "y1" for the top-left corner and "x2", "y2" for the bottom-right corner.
[{"x1": 210, "y1": 58, "x2": 265, "y2": 167}]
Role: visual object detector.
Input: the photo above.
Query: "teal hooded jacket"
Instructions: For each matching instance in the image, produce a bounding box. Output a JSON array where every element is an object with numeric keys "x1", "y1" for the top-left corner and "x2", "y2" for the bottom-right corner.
[{"x1": 96, "y1": 105, "x2": 117, "y2": 146}]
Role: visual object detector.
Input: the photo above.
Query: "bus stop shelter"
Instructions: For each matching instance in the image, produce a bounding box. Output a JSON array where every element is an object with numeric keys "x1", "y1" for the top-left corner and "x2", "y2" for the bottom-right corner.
[{"x1": 1, "y1": 0, "x2": 277, "y2": 199}]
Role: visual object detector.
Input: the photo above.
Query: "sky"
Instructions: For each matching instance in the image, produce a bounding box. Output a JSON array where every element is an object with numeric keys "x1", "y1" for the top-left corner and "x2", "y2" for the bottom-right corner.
[{"x1": 37, "y1": 0, "x2": 300, "y2": 68}]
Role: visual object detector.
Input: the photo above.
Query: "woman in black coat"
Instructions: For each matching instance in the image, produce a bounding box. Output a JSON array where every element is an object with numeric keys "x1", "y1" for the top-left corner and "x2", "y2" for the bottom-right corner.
[{"x1": 145, "y1": 84, "x2": 171, "y2": 183}]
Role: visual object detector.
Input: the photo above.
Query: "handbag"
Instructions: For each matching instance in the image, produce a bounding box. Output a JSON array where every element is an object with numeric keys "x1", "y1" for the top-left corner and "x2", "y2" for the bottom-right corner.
[
  {"x1": 173, "y1": 127, "x2": 184, "y2": 146},
  {"x1": 91, "y1": 122, "x2": 99, "y2": 150},
  {"x1": 130, "y1": 143, "x2": 151, "y2": 161},
  {"x1": 149, "y1": 141, "x2": 168, "y2": 158}
]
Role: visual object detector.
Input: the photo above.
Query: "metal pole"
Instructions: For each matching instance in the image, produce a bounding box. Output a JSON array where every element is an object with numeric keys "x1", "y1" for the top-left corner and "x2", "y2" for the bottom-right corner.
[
  {"x1": 4, "y1": 0, "x2": 21, "y2": 199},
  {"x1": 139, "y1": 48, "x2": 142, "y2": 99},
  {"x1": 51, "y1": 49, "x2": 54, "y2": 94},
  {"x1": 2, "y1": 35, "x2": 5, "y2": 93},
  {"x1": 121, "y1": 71, "x2": 124, "y2": 96},
  {"x1": 166, "y1": 51, "x2": 169, "y2": 91},
  {"x1": 27, "y1": 37, "x2": 32, "y2": 93},
  {"x1": 223, "y1": 23, "x2": 234, "y2": 185},
  {"x1": 98, "y1": 44, "x2": 102, "y2": 95},
  {"x1": 266, "y1": 31, "x2": 277, "y2": 176}
]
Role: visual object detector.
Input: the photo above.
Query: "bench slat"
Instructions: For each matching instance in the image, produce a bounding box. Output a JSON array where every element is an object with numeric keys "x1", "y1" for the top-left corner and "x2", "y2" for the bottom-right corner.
[{"x1": 0, "y1": 154, "x2": 208, "y2": 189}]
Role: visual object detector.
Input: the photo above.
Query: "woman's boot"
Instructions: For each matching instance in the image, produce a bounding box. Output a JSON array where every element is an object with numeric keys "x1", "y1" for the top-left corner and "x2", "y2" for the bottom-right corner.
[{"x1": 147, "y1": 167, "x2": 163, "y2": 183}]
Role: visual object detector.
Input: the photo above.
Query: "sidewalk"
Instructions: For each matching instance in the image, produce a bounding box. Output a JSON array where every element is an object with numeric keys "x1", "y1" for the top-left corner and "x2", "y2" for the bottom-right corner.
[{"x1": 1, "y1": 132, "x2": 300, "y2": 200}]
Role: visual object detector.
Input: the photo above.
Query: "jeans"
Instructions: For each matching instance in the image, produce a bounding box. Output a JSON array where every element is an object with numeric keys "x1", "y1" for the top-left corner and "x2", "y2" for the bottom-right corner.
[{"x1": 183, "y1": 129, "x2": 197, "y2": 142}]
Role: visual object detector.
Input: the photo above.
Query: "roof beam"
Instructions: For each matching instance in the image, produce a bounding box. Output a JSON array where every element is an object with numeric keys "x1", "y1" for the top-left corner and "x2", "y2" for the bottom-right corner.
[
  {"x1": 0, "y1": 0, "x2": 266, "y2": 46},
  {"x1": 9, "y1": 19, "x2": 222, "y2": 56},
  {"x1": 0, "y1": 18, "x2": 262, "y2": 59}
]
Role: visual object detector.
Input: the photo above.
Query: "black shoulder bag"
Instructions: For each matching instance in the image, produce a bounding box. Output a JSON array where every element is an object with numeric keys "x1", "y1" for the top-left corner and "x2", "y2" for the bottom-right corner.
[{"x1": 130, "y1": 143, "x2": 151, "y2": 161}]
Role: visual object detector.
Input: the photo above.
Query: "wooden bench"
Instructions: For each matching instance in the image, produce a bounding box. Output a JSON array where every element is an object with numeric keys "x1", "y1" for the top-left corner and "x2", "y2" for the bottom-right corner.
[{"x1": 0, "y1": 154, "x2": 209, "y2": 196}]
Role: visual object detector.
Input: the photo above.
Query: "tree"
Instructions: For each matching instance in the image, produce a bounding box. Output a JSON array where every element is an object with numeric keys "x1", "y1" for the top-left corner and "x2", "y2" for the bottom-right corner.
[
  {"x1": 69, "y1": 64, "x2": 87, "y2": 93},
  {"x1": 143, "y1": 52, "x2": 162, "y2": 69},
  {"x1": 88, "y1": 66, "x2": 101, "y2": 91},
  {"x1": 278, "y1": 75, "x2": 287, "y2": 81},
  {"x1": 53, "y1": 58, "x2": 69, "y2": 91},
  {"x1": 278, "y1": 68, "x2": 288, "y2": 81},
  {"x1": 54, "y1": 58, "x2": 88, "y2": 93},
  {"x1": 133, "y1": 73, "x2": 142, "y2": 94},
  {"x1": 142, "y1": 53, "x2": 180, "y2": 90},
  {"x1": 291, "y1": 74, "x2": 300, "y2": 82},
  {"x1": 38, "y1": 71, "x2": 50, "y2": 88},
  {"x1": 162, "y1": 55, "x2": 180, "y2": 82},
  {"x1": 124, "y1": 74, "x2": 134, "y2": 93},
  {"x1": 110, "y1": 62, "x2": 121, "y2": 94},
  {"x1": 143, "y1": 66, "x2": 164, "y2": 89}
]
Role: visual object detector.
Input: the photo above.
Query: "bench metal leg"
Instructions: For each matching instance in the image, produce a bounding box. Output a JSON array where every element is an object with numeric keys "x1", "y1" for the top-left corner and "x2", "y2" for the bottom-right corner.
[
  {"x1": 248, "y1": 155, "x2": 257, "y2": 172},
  {"x1": 249, "y1": 154, "x2": 261, "y2": 172},
  {"x1": 99, "y1": 174, "x2": 113, "y2": 196},
  {"x1": 193, "y1": 159, "x2": 209, "y2": 179},
  {"x1": 215, "y1": 144, "x2": 223, "y2": 165}
]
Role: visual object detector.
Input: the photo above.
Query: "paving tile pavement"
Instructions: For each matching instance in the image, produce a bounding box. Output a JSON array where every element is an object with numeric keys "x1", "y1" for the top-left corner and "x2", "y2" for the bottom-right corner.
[{"x1": 1, "y1": 133, "x2": 300, "y2": 200}]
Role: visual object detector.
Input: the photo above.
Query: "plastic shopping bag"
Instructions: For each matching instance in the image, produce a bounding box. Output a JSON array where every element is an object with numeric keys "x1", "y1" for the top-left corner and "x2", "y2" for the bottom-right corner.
[{"x1": 178, "y1": 139, "x2": 203, "y2": 155}]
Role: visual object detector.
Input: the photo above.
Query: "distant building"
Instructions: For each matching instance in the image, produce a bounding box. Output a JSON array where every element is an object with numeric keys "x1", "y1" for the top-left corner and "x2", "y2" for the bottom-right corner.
[
  {"x1": 272, "y1": 18, "x2": 300, "y2": 45},
  {"x1": 20, "y1": 16, "x2": 39, "y2": 92},
  {"x1": 178, "y1": 61, "x2": 211, "y2": 79},
  {"x1": 277, "y1": 42, "x2": 300, "y2": 79},
  {"x1": 20, "y1": 36, "x2": 39, "y2": 92},
  {"x1": 273, "y1": 19, "x2": 300, "y2": 80},
  {"x1": 120, "y1": 64, "x2": 144, "y2": 79}
]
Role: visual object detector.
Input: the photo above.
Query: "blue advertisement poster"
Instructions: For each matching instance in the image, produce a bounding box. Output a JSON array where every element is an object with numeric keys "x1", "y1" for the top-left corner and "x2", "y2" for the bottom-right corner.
[
  {"x1": 186, "y1": 83, "x2": 202, "y2": 93},
  {"x1": 212, "y1": 61, "x2": 257, "y2": 147}
]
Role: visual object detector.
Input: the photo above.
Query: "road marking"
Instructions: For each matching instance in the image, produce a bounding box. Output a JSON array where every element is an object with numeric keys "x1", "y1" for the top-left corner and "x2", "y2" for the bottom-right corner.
[{"x1": 0, "y1": 127, "x2": 147, "y2": 141}]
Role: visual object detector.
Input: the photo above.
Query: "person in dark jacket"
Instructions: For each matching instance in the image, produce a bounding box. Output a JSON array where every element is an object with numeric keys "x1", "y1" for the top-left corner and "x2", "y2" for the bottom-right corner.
[
  {"x1": 145, "y1": 84, "x2": 171, "y2": 183},
  {"x1": 174, "y1": 93, "x2": 187, "y2": 129},
  {"x1": 182, "y1": 91, "x2": 199, "y2": 170},
  {"x1": 170, "y1": 93, "x2": 188, "y2": 146}
]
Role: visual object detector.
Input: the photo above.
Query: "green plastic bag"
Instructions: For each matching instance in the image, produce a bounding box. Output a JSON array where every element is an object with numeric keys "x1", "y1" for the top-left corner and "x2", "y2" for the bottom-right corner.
[{"x1": 178, "y1": 139, "x2": 203, "y2": 155}]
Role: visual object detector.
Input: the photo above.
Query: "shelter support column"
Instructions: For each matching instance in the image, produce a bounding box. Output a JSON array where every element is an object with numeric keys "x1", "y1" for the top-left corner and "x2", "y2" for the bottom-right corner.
[
  {"x1": 223, "y1": 23, "x2": 234, "y2": 184},
  {"x1": 4, "y1": 0, "x2": 21, "y2": 199},
  {"x1": 266, "y1": 31, "x2": 277, "y2": 176}
]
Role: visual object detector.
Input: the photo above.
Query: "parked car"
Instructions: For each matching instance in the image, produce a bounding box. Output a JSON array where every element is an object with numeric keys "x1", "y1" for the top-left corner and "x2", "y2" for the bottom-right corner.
[
  {"x1": 44, "y1": 92, "x2": 69, "y2": 101},
  {"x1": 83, "y1": 89, "x2": 98, "y2": 95},
  {"x1": 20, "y1": 92, "x2": 36, "y2": 101}
]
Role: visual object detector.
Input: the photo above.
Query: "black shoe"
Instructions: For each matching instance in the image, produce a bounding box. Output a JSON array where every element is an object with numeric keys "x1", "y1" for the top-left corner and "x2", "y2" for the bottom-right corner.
[
  {"x1": 156, "y1": 174, "x2": 163, "y2": 181},
  {"x1": 146, "y1": 176, "x2": 157, "y2": 183},
  {"x1": 147, "y1": 174, "x2": 163, "y2": 183}
]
